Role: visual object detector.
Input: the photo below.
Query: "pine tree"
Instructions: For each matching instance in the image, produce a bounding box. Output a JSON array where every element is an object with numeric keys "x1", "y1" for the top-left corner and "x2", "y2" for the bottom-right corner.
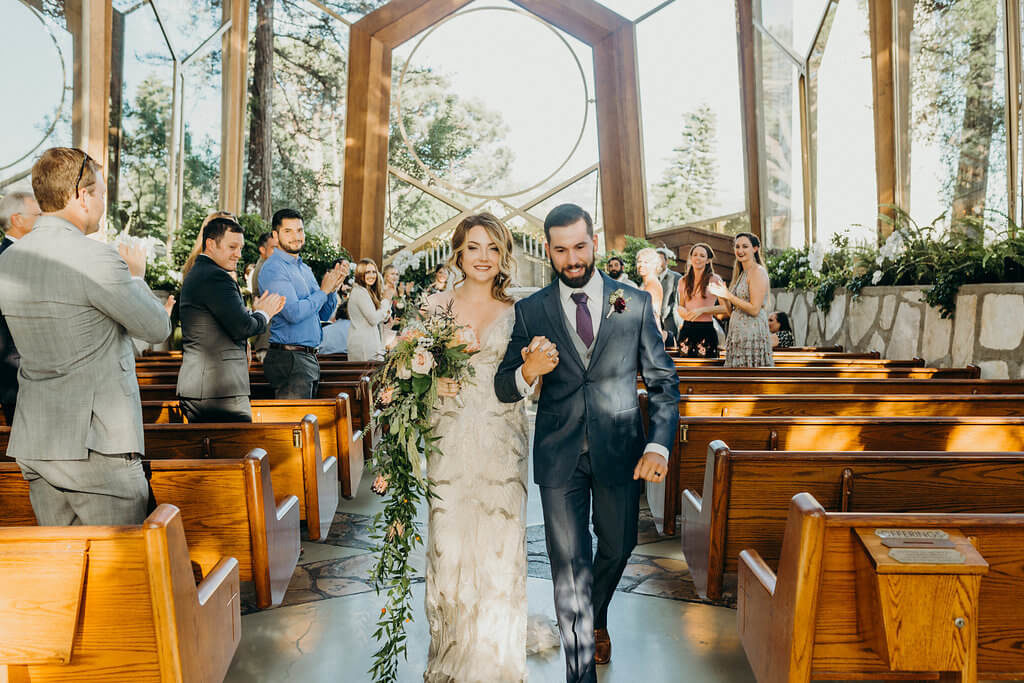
[{"x1": 650, "y1": 104, "x2": 719, "y2": 230}]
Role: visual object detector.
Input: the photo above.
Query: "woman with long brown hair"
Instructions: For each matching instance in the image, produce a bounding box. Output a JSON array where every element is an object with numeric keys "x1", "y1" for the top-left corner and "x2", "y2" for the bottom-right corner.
[
  {"x1": 676, "y1": 242, "x2": 726, "y2": 357},
  {"x1": 422, "y1": 212, "x2": 558, "y2": 681},
  {"x1": 709, "y1": 232, "x2": 774, "y2": 367},
  {"x1": 346, "y1": 258, "x2": 392, "y2": 361}
]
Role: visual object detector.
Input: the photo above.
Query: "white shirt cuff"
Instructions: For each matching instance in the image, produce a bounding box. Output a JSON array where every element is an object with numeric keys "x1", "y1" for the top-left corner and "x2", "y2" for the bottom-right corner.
[
  {"x1": 253, "y1": 310, "x2": 270, "y2": 323},
  {"x1": 644, "y1": 443, "x2": 669, "y2": 459},
  {"x1": 515, "y1": 366, "x2": 538, "y2": 397}
]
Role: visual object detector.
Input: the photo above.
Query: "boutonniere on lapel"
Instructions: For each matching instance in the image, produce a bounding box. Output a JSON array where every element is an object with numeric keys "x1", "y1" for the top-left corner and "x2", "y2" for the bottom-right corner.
[{"x1": 606, "y1": 289, "x2": 630, "y2": 319}]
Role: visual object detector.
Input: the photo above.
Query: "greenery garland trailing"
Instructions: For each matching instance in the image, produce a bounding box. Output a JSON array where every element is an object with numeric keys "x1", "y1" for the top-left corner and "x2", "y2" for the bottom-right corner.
[
  {"x1": 366, "y1": 305, "x2": 479, "y2": 682},
  {"x1": 767, "y1": 210, "x2": 1024, "y2": 318}
]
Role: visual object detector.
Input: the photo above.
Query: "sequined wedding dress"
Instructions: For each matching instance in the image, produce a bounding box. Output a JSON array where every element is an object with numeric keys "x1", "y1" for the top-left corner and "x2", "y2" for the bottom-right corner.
[{"x1": 424, "y1": 306, "x2": 558, "y2": 683}]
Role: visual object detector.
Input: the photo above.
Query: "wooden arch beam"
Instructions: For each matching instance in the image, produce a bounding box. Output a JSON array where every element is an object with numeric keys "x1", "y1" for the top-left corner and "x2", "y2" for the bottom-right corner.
[{"x1": 341, "y1": 0, "x2": 646, "y2": 260}]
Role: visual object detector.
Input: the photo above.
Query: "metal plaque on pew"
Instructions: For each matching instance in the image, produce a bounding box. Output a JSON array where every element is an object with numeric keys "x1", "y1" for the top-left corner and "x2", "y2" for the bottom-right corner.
[
  {"x1": 888, "y1": 548, "x2": 965, "y2": 564},
  {"x1": 875, "y1": 528, "x2": 952, "y2": 546}
]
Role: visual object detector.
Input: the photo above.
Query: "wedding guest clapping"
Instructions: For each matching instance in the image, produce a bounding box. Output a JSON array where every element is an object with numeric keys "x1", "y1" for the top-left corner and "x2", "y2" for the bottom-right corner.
[
  {"x1": 769, "y1": 311, "x2": 794, "y2": 348},
  {"x1": 709, "y1": 232, "x2": 774, "y2": 367},
  {"x1": 0, "y1": 147, "x2": 171, "y2": 525},
  {"x1": 177, "y1": 215, "x2": 285, "y2": 422},
  {"x1": 676, "y1": 243, "x2": 726, "y2": 358},
  {"x1": 347, "y1": 258, "x2": 392, "y2": 362}
]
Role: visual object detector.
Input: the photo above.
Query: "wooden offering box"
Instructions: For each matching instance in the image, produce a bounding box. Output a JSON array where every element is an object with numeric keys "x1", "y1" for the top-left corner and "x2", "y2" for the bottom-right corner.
[{"x1": 854, "y1": 528, "x2": 989, "y2": 680}]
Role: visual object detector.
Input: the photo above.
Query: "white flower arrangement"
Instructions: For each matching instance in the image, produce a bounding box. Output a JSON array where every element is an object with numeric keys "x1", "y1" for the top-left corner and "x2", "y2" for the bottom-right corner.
[
  {"x1": 391, "y1": 249, "x2": 423, "y2": 276},
  {"x1": 808, "y1": 240, "x2": 827, "y2": 275}
]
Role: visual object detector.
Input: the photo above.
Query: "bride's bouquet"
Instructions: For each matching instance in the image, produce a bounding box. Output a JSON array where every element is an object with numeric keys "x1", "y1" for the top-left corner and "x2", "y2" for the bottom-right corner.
[{"x1": 367, "y1": 304, "x2": 480, "y2": 682}]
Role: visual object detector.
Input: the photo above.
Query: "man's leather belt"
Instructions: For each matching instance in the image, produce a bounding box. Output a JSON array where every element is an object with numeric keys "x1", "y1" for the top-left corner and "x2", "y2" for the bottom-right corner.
[{"x1": 269, "y1": 343, "x2": 318, "y2": 354}]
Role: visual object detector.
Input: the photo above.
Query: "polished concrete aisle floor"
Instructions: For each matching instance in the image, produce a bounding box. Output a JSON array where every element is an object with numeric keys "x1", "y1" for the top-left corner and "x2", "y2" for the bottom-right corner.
[{"x1": 226, "y1": 456, "x2": 756, "y2": 682}]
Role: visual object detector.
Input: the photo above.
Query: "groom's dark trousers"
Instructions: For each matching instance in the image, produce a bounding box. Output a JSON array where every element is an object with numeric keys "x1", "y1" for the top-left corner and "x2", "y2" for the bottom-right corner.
[
  {"x1": 540, "y1": 452, "x2": 643, "y2": 683},
  {"x1": 495, "y1": 273, "x2": 679, "y2": 683}
]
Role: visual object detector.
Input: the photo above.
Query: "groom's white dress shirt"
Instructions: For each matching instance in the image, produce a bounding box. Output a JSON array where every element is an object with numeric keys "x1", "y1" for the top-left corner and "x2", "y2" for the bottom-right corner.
[{"x1": 515, "y1": 271, "x2": 669, "y2": 459}]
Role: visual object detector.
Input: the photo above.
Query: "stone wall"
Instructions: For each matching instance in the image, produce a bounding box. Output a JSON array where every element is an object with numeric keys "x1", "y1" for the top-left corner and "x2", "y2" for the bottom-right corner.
[{"x1": 771, "y1": 283, "x2": 1024, "y2": 379}]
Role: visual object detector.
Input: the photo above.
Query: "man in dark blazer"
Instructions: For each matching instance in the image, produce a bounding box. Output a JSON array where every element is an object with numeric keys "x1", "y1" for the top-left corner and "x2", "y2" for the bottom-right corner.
[
  {"x1": 657, "y1": 247, "x2": 682, "y2": 342},
  {"x1": 0, "y1": 190, "x2": 40, "y2": 422},
  {"x1": 177, "y1": 216, "x2": 284, "y2": 422},
  {"x1": 495, "y1": 204, "x2": 680, "y2": 683}
]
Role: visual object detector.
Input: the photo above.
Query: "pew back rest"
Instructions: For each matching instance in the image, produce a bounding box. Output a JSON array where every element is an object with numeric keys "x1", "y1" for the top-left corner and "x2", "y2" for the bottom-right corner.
[
  {"x1": 699, "y1": 444, "x2": 1024, "y2": 573},
  {"x1": 0, "y1": 505, "x2": 240, "y2": 681},
  {"x1": 675, "y1": 377, "x2": 1024, "y2": 395},
  {"x1": 678, "y1": 394, "x2": 1024, "y2": 417}
]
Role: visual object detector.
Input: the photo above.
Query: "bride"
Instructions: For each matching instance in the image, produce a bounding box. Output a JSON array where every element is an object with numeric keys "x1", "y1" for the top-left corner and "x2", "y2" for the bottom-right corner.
[{"x1": 423, "y1": 213, "x2": 558, "y2": 682}]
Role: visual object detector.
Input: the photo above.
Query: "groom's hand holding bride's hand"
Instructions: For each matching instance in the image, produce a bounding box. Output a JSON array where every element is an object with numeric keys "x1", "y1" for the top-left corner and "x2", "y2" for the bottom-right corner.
[
  {"x1": 520, "y1": 336, "x2": 559, "y2": 385},
  {"x1": 634, "y1": 452, "x2": 669, "y2": 482}
]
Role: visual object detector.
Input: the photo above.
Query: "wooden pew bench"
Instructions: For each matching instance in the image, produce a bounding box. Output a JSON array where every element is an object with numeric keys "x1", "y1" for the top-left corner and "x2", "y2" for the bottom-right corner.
[
  {"x1": 673, "y1": 377, "x2": 1024, "y2": 395},
  {"x1": 662, "y1": 415, "x2": 1024, "y2": 535},
  {"x1": 738, "y1": 493, "x2": 1024, "y2": 682},
  {"x1": 0, "y1": 504, "x2": 240, "y2": 681},
  {"x1": 673, "y1": 357, "x2": 924, "y2": 369},
  {"x1": 678, "y1": 393, "x2": 1024, "y2": 417},
  {"x1": 681, "y1": 440, "x2": 1024, "y2": 600},
  {"x1": 142, "y1": 395, "x2": 365, "y2": 499},
  {"x1": 0, "y1": 450, "x2": 299, "y2": 609},
  {"x1": 0, "y1": 417, "x2": 337, "y2": 542},
  {"x1": 673, "y1": 365, "x2": 980, "y2": 379}
]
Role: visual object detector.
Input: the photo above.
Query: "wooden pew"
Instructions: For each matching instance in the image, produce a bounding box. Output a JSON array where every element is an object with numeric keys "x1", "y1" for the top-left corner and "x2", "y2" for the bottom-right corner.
[
  {"x1": 673, "y1": 357, "x2": 925, "y2": 369},
  {"x1": 0, "y1": 504, "x2": 240, "y2": 681},
  {"x1": 674, "y1": 377, "x2": 1024, "y2": 395},
  {"x1": 678, "y1": 393, "x2": 1024, "y2": 417},
  {"x1": 142, "y1": 395, "x2": 365, "y2": 499},
  {"x1": 139, "y1": 375, "x2": 375, "y2": 459},
  {"x1": 662, "y1": 415, "x2": 1024, "y2": 535},
  {"x1": 0, "y1": 450, "x2": 299, "y2": 609},
  {"x1": 681, "y1": 440, "x2": 1024, "y2": 600},
  {"x1": 0, "y1": 417, "x2": 338, "y2": 542},
  {"x1": 737, "y1": 493, "x2": 1024, "y2": 682},
  {"x1": 673, "y1": 365, "x2": 980, "y2": 379}
]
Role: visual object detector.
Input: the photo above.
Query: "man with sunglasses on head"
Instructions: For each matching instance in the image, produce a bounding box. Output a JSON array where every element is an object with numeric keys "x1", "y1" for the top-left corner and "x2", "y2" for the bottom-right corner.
[{"x1": 0, "y1": 148, "x2": 171, "y2": 526}]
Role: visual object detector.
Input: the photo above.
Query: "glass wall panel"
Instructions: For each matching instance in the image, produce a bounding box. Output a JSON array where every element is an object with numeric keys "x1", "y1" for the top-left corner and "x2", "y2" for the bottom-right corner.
[
  {"x1": 758, "y1": 0, "x2": 830, "y2": 55},
  {"x1": 638, "y1": 1, "x2": 747, "y2": 233},
  {"x1": 181, "y1": 48, "x2": 223, "y2": 221},
  {"x1": 266, "y1": 0, "x2": 351, "y2": 232},
  {"x1": 152, "y1": 0, "x2": 224, "y2": 56},
  {"x1": 0, "y1": 1, "x2": 73, "y2": 188},
  {"x1": 110, "y1": 3, "x2": 174, "y2": 236},
  {"x1": 809, "y1": 0, "x2": 877, "y2": 243},
  {"x1": 756, "y1": 30, "x2": 805, "y2": 248},
  {"x1": 907, "y1": 0, "x2": 1007, "y2": 227}
]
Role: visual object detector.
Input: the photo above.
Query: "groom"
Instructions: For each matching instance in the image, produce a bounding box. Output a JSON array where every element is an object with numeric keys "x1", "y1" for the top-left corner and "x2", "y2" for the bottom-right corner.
[{"x1": 495, "y1": 204, "x2": 680, "y2": 682}]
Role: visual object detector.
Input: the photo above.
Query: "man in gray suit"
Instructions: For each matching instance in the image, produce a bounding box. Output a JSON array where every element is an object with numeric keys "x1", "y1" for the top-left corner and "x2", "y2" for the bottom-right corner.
[
  {"x1": 0, "y1": 147, "x2": 171, "y2": 526},
  {"x1": 657, "y1": 247, "x2": 682, "y2": 342},
  {"x1": 495, "y1": 204, "x2": 679, "y2": 682},
  {"x1": 177, "y1": 217, "x2": 284, "y2": 422}
]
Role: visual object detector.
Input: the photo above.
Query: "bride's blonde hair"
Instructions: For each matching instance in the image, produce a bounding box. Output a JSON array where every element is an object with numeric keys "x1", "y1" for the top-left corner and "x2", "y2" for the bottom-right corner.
[{"x1": 446, "y1": 213, "x2": 515, "y2": 303}]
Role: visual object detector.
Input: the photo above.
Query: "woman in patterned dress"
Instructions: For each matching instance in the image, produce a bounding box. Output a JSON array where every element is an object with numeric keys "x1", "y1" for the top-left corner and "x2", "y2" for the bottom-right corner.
[{"x1": 709, "y1": 232, "x2": 774, "y2": 367}]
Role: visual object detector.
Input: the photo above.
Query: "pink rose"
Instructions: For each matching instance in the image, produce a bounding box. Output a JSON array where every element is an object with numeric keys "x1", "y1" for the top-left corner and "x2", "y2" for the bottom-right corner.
[
  {"x1": 379, "y1": 386, "x2": 395, "y2": 405},
  {"x1": 451, "y1": 326, "x2": 480, "y2": 353},
  {"x1": 411, "y1": 349, "x2": 434, "y2": 375}
]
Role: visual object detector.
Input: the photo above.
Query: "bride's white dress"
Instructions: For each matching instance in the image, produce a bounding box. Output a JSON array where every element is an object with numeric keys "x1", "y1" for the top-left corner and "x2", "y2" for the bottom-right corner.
[{"x1": 424, "y1": 306, "x2": 557, "y2": 682}]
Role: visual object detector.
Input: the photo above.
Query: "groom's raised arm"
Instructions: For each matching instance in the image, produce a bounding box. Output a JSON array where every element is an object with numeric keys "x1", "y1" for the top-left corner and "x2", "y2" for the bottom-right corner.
[
  {"x1": 637, "y1": 293, "x2": 681, "y2": 457},
  {"x1": 495, "y1": 301, "x2": 531, "y2": 404}
]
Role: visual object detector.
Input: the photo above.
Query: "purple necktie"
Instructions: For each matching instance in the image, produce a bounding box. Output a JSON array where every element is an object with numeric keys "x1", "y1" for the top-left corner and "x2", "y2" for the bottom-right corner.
[{"x1": 570, "y1": 292, "x2": 594, "y2": 348}]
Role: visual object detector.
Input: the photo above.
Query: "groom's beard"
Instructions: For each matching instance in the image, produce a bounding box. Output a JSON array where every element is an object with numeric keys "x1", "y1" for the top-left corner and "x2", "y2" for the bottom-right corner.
[{"x1": 551, "y1": 257, "x2": 596, "y2": 289}]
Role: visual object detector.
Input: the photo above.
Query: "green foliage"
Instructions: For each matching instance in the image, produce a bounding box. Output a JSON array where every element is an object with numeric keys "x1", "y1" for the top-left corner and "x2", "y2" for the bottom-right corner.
[
  {"x1": 767, "y1": 210, "x2": 1024, "y2": 317},
  {"x1": 597, "y1": 235, "x2": 663, "y2": 284},
  {"x1": 302, "y1": 229, "x2": 352, "y2": 281}
]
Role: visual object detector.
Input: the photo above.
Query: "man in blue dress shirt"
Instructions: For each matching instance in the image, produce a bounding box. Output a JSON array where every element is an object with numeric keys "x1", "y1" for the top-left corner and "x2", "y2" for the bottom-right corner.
[{"x1": 257, "y1": 208, "x2": 345, "y2": 398}]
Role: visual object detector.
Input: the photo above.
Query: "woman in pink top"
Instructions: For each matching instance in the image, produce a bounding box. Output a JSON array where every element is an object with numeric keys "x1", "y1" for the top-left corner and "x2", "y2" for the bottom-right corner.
[{"x1": 676, "y1": 243, "x2": 725, "y2": 357}]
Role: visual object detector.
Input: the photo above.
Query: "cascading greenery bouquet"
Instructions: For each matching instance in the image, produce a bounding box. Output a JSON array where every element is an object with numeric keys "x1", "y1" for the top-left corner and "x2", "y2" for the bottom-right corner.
[{"x1": 366, "y1": 303, "x2": 480, "y2": 682}]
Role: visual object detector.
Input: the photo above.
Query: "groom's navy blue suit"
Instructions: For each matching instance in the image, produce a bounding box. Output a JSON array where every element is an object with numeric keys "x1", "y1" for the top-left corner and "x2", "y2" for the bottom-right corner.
[{"x1": 495, "y1": 272, "x2": 679, "y2": 683}]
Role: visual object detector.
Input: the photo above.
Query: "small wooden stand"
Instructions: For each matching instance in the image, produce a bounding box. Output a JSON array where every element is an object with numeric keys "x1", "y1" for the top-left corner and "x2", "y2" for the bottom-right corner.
[{"x1": 854, "y1": 528, "x2": 988, "y2": 682}]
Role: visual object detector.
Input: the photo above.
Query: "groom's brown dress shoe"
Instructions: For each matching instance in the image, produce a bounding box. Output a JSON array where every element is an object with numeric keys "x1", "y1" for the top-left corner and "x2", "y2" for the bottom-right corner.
[{"x1": 595, "y1": 628, "x2": 611, "y2": 665}]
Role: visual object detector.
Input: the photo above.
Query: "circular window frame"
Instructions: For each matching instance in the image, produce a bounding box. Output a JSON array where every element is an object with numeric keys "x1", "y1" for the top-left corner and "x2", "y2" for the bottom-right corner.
[{"x1": 394, "y1": 5, "x2": 591, "y2": 200}]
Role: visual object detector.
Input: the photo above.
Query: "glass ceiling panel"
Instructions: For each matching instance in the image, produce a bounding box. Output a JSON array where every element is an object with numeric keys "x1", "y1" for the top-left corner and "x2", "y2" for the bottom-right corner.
[
  {"x1": 151, "y1": 0, "x2": 224, "y2": 57},
  {"x1": 759, "y1": 0, "x2": 830, "y2": 57}
]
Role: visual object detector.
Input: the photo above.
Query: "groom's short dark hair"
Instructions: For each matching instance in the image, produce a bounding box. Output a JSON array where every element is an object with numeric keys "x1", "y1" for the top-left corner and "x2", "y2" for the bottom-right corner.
[{"x1": 544, "y1": 203, "x2": 593, "y2": 241}]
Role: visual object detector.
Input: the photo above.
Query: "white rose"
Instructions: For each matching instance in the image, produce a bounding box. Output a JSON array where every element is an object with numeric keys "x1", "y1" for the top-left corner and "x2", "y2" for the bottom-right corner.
[
  {"x1": 871, "y1": 270, "x2": 883, "y2": 285},
  {"x1": 411, "y1": 349, "x2": 434, "y2": 375},
  {"x1": 397, "y1": 363, "x2": 412, "y2": 380}
]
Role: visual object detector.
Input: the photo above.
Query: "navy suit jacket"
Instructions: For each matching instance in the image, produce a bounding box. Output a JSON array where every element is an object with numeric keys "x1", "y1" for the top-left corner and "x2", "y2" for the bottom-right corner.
[
  {"x1": 0, "y1": 237, "x2": 20, "y2": 406},
  {"x1": 495, "y1": 273, "x2": 680, "y2": 488}
]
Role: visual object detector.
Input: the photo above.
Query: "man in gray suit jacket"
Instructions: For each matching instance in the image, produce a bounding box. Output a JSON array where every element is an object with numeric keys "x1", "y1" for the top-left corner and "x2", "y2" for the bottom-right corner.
[
  {"x1": 0, "y1": 148, "x2": 171, "y2": 526},
  {"x1": 177, "y1": 217, "x2": 284, "y2": 422},
  {"x1": 495, "y1": 204, "x2": 679, "y2": 682}
]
